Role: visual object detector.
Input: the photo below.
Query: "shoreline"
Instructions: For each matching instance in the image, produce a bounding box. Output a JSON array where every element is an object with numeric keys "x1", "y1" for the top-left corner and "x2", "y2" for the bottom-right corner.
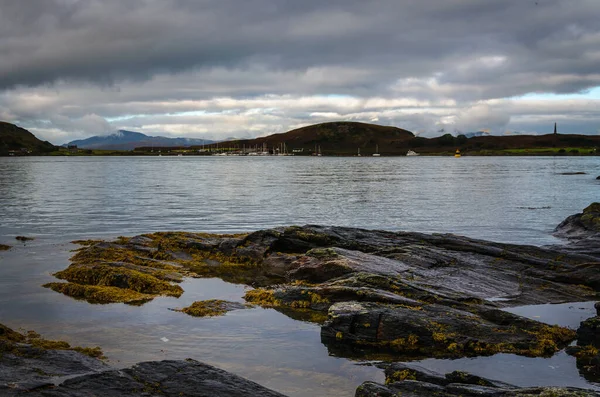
[{"x1": 2, "y1": 204, "x2": 600, "y2": 395}]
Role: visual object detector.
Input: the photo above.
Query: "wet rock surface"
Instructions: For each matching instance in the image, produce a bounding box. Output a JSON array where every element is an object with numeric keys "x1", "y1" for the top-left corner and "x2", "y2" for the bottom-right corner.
[
  {"x1": 356, "y1": 364, "x2": 600, "y2": 396},
  {"x1": 38, "y1": 204, "x2": 600, "y2": 394},
  {"x1": 1, "y1": 323, "x2": 285, "y2": 397},
  {"x1": 554, "y1": 203, "x2": 600, "y2": 255},
  {"x1": 172, "y1": 299, "x2": 247, "y2": 317}
]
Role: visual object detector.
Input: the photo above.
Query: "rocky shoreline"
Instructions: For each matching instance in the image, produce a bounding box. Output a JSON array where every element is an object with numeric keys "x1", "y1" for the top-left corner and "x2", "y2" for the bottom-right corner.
[{"x1": 2, "y1": 203, "x2": 600, "y2": 396}]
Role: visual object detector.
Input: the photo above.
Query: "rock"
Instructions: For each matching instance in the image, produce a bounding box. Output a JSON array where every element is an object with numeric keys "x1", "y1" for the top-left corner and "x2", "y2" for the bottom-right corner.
[
  {"x1": 0, "y1": 244, "x2": 10, "y2": 251},
  {"x1": 356, "y1": 366, "x2": 600, "y2": 396},
  {"x1": 595, "y1": 302, "x2": 600, "y2": 316},
  {"x1": 1, "y1": 324, "x2": 107, "y2": 393},
  {"x1": 22, "y1": 360, "x2": 287, "y2": 397},
  {"x1": 321, "y1": 301, "x2": 575, "y2": 359},
  {"x1": 554, "y1": 202, "x2": 600, "y2": 239},
  {"x1": 0, "y1": 323, "x2": 286, "y2": 397},
  {"x1": 578, "y1": 316, "x2": 600, "y2": 347},
  {"x1": 567, "y1": 345, "x2": 600, "y2": 382},
  {"x1": 42, "y1": 204, "x2": 600, "y2": 363},
  {"x1": 172, "y1": 299, "x2": 247, "y2": 317}
]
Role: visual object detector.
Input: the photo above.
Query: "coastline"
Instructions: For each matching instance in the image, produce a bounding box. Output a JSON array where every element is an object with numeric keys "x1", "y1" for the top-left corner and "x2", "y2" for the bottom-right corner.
[{"x1": 2, "y1": 204, "x2": 600, "y2": 395}]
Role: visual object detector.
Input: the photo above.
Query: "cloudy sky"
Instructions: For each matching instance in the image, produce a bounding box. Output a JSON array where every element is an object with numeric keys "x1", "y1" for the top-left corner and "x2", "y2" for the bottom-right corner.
[{"x1": 1, "y1": 0, "x2": 599, "y2": 144}]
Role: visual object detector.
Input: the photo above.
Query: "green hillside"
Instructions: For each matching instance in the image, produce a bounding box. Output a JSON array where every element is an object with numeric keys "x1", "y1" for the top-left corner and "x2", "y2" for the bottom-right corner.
[
  {"x1": 0, "y1": 122, "x2": 56, "y2": 155},
  {"x1": 199, "y1": 121, "x2": 415, "y2": 155}
]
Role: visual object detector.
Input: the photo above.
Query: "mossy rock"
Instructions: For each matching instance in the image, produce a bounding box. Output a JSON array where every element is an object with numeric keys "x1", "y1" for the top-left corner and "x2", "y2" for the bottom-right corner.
[
  {"x1": 0, "y1": 323, "x2": 103, "y2": 359},
  {"x1": 53, "y1": 264, "x2": 183, "y2": 297},
  {"x1": 581, "y1": 203, "x2": 600, "y2": 232},
  {"x1": 174, "y1": 299, "x2": 246, "y2": 317},
  {"x1": 0, "y1": 244, "x2": 11, "y2": 251},
  {"x1": 44, "y1": 282, "x2": 156, "y2": 305}
]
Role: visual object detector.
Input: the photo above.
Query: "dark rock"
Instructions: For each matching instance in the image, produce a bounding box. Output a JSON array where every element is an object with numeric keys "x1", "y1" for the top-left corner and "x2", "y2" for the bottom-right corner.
[
  {"x1": 383, "y1": 362, "x2": 449, "y2": 386},
  {"x1": 554, "y1": 202, "x2": 600, "y2": 240},
  {"x1": 1, "y1": 342, "x2": 108, "y2": 392},
  {"x1": 445, "y1": 370, "x2": 515, "y2": 388},
  {"x1": 595, "y1": 302, "x2": 600, "y2": 316},
  {"x1": 1, "y1": 323, "x2": 286, "y2": 397},
  {"x1": 357, "y1": 366, "x2": 600, "y2": 396},
  {"x1": 578, "y1": 316, "x2": 600, "y2": 346},
  {"x1": 321, "y1": 300, "x2": 575, "y2": 359},
  {"x1": 23, "y1": 360, "x2": 287, "y2": 397}
]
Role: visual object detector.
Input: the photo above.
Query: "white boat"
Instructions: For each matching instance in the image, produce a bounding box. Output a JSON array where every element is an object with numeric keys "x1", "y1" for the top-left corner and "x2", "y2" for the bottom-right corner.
[
  {"x1": 372, "y1": 144, "x2": 380, "y2": 157},
  {"x1": 406, "y1": 150, "x2": 419, "y2": 156}
]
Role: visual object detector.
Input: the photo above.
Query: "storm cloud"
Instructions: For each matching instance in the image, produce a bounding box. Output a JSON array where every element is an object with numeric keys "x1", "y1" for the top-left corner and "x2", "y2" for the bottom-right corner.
[{"x1": 0, "y1": 0, "x2": 599, "y2": 142}]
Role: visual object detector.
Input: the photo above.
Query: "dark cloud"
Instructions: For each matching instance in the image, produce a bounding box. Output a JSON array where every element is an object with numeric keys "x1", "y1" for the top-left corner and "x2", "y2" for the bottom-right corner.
[{"x1": 0, "y1": 0, "x2": 599, "y2": 142}]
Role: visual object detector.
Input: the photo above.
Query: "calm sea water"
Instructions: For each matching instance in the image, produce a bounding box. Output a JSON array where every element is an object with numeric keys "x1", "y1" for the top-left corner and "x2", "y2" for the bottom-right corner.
[{"x1": 1, "y1": 156, "x2": 599, "y2": 396}]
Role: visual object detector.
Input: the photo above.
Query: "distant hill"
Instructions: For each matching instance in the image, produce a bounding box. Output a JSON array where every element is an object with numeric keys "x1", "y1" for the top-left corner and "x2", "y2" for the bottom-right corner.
[
  {"x1": 195, "y1": 121, "x2": 600, "y2": 156},
  {"x1": 202, "y1": 121, "x2": 415, "y2": 155},
  {"x1": 65, "y1": 130, "x2": 214, "y2": 150},
  {"x1": 0, "y1": 122, "x2": 57, "y2": 155}
]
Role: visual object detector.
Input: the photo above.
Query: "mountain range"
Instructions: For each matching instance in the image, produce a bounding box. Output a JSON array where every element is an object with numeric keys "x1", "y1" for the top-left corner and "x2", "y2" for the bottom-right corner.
[{"x1": 65, "y1": 130, "x2": 214, "y2": 150}]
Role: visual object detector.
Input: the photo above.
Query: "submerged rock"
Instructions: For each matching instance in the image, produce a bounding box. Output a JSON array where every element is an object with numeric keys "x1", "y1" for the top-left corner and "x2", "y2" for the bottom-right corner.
[
  {"x1": 356, "y1": 365, "x2": 600, "y2": 396},
  {"x1": 0, "y1": 323, "x2": 286, "y2": 396},
  {"x1": 1, "y1": 323, "x2": 106, "y2": 393},
  {"x1": 0, "y1": 244, "x2": 11, "y2": 251}
]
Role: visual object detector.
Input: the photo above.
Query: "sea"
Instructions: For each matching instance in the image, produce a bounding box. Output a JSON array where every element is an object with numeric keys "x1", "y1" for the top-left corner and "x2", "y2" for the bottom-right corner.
[{"x1": 1, "y1": 155, "x2": 599, "y2": 396}]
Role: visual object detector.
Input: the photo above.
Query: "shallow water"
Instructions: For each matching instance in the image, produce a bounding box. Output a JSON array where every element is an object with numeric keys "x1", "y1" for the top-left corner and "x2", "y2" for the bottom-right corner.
[{"x1": 1, "y1": 156, "x2": 600, "y2": 395}]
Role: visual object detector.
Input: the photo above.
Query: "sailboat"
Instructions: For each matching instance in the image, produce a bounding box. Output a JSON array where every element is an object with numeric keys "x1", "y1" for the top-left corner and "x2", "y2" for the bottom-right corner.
[
  {"x1": 372, "y1": 144, "x2": 380, "y2": 157},
  {"x1": 357, "y1": 148, "x2": 361, "y2": 157}
]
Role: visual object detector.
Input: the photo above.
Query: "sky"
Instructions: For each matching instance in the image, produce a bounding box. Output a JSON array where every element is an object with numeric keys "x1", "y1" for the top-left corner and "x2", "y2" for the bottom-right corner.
[{"x1": 0, "y1": 0, "x2": 599, "y2": 144}]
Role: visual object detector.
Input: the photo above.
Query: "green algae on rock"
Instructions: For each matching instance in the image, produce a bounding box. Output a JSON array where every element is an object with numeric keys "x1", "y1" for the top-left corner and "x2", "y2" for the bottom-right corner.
[{"x1": 173, "y1": 299, "x2": 246, "y2": 317}]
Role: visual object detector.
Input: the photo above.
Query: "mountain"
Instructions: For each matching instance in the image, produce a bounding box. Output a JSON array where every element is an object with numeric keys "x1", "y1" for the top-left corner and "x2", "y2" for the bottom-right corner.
[
  {"x1": 0, "y1": 122, "x2": 57, "y2": 155},
  {"x1": 205, "y1": 121, "x2": 415, "y2": 155},
  {"x1": 463, "y1": 131, "x2": 490, "y2": 138},
  {"x1": 65, "y1": 130, "x2": 214, "y2": 150}
]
